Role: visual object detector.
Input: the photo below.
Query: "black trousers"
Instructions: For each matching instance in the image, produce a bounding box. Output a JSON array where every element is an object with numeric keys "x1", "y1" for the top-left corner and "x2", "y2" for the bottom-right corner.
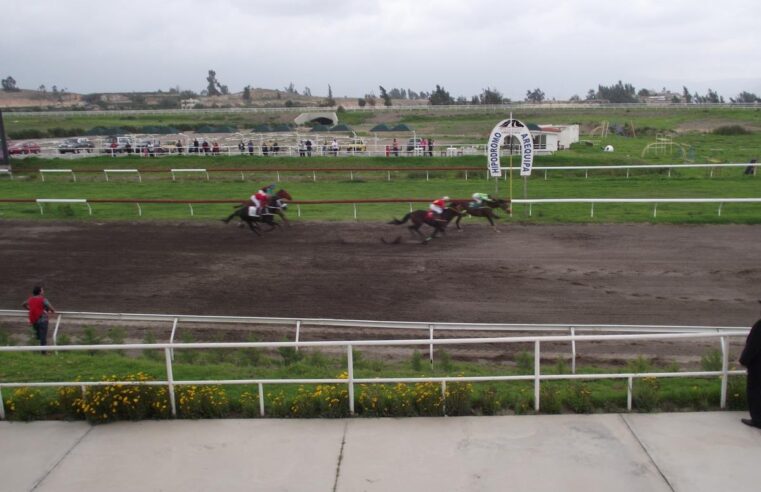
[
  {"x1": 748, "y1": 361, "x2": 761, "y2": 421},
  {"x1": 33, "y1": 319, "x2": 49, "y2": 354}
]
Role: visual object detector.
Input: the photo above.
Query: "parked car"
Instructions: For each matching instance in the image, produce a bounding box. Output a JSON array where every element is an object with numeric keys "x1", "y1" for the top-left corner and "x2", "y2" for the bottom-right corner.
[
  {"x1": 57, "y1": 137, "x2": 94, "y2": 154},
  {"x1": 344, "y1": 138, "x2": 367, "y2": 153},
  {"x1": 101, "y1": 136, "x2": 134, "y2": 154},
  {"x1": 8, "y1": 141, "x2": 41, "y2": 155}
]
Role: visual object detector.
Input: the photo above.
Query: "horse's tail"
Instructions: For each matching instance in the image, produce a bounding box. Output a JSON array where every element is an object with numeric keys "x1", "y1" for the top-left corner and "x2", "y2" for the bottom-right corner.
[{"x1": 389, "y1": 213, "x2": 412, "y2": 225}]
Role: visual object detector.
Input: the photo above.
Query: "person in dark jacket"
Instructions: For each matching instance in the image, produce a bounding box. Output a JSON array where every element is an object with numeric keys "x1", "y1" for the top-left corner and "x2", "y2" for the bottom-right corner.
[{"x1": 739, "y1": 300, "x2": 761, "y2": 428}]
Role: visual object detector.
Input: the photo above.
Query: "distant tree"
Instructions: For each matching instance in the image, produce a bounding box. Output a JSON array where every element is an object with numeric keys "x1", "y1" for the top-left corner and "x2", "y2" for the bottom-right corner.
[
  {"x1": 429, "y1": 85, "x2": 454, "y2": 105},
  {"x1": 179, "y1": 90, "x2": 198, "y2": 99},
  {"x1": 388, "y1": 88, "x2": 402, "y2": 99},
  {"x1": 731, "y1": 91, "x2": 760, "y2": 103},
  {"x1": 220, "y1": 85, "x2": 229, "y2": 95},
  {"x1": 705, "y1": 88, "x2": 720, "y2": 103},
  {"x1": 357, "y1": 98, "x2": 366, "y2": 107},
  {"x1": 455, "y1": 96, "x2": 468, "y2": 104},
  {"x1": 325, "y1": 85, "x2": 336, "y2": 106},
  {"x1": 38, "y1": 84, "x2": 46, "y2": 93},
  {"x1": 671, "y1": 95, "x2": 681, "y2": 103},
  {"x1": 51, "y1": 85, "x2": 58, "y2": 94},
  {"x1": 303, "y1": 86, "x2": 312, "y2": 97},
  {"x1": 585, "y1": 89, "x2": 596, "y2": 101},
  {"x1": 525, "y1": 88, "x2": 545, "y2": 103},
  {"x1": 637, "y1": 88, "x2": 652, "y2": 97},
  {"x1": 480, "y1": 87, "x2": 504, "y2": 104},
  {"x1": 379, "y1": 85, "x2": 392, "y2": 106},
  {"x1": 569, "y1": 94, "x2": 581, "y2": 102},
  {"x1": 1, "y1": 76, "x2": 19, "y2": 92},
  {"x1": 364, "y1": 94, "x2": 376, "y2": 107},
  {"x1": 284, "y1": 82, "x2": 298, "y2": 95},
  {"x1": 470, "y1": 95, "x2": 480, "y2": 104},
  {"x1": 206, "y1": 70, "x2": 221, "y2": 96},
  {"x1": 285, "y1": 100, "x2": 295, "y2": 107},
  {"x1": 596, "y1": 81, "x2": 637, "y2": 103},
  {"x1": 682, "y1": 86, "x2": 692, "y2": 103},
  {"x1": 242, "y1": 85, "x2": 252, "y2": 101}
]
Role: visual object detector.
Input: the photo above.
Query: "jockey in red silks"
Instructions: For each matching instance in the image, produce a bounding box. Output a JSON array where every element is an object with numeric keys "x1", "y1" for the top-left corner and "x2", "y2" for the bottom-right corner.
[
  {"x1": 249, "y1": 183, "x2": 276, "y2": 217},
  {"x1": 427, "y1": 196, "x2": 449, "y2": 221}
]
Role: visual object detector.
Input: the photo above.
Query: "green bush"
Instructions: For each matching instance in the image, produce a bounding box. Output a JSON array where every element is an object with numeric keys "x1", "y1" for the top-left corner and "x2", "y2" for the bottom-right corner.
[
  {"x1": 74, "y1": 373, "x2": 170, "y2": 423},
  {"x1": 564, "y1": 382, "x2": 593, "y2": 413},
  {"x1": 700, "y1": 349, "x2": 722, "y2": 371},
  {"x1": 5, "y1": 387, "x2": 51, "y2": 421},
  {"x1": 632, "y1": 376, "x2": 660, "y2": 411},
  {"x1": 713, "y1": 125, "x2": 750, "y2": 135},
  {"x1": 176, "y1": 385, "x2": 229, "y2": 418}
]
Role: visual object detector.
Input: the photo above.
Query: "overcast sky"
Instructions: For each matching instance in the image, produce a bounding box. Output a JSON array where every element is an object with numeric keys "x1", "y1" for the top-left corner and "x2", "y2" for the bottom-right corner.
[{"x1": 2, "y1": 0, "x2": 760, "y2": 100}]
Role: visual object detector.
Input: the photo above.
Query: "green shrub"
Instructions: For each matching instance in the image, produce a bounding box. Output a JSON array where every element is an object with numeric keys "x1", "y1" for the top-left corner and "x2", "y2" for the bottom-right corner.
[
  {"x1": 564, "y1": 382, "x2": 593, "y2": 413},
  {"x1": 5, "y1": 387, "x2": 51, "y2": 421},
  {"x1": 240, "y1": 390, "x2": 261, "y2": 417},
  {"x1": 727, "y1": 376, "x2": 747, "y2": 410},
  {"x1": 278, "y1": 342, "x2": 303, "y2": 366},
  {"x1": 700, "y1": 349, "x2": 722, "y2": 371},
  {"x1": 515, "y1": 351, "x2": 533, "y2": 374},
  {"x1": 626, "y1": 355, "x2": 652, "y2": 373},
  {"x1": 540, "y1": 384, "x2": 562, "y2": 414},
  {"x1": 444, "y1": 381, "x2": 473, "y2": 416},
  {"x1": 176, "y1": 385, "x2": 229, "y2": 418},
  {"x1": 477, "y1": 386, "x2": 502, "y2": 416},
  {"x1": 411, "y1": 350, "x2": 423, "y2": 371},
  {"x1": 437, "y1": 350, "x2": 454, "y2": 372},
  {"x1": 74, "y1": 373, "x2": 170, "y2": 423},
  {"x1": 713, "y1": 125, "x2": 750, "y2": 135},
  {"x1": 141, "y1": 333, "x2": 162, "y2": 361},
  {"x1": 633, "y1": 376, "x2": 660, "y2": 411}
]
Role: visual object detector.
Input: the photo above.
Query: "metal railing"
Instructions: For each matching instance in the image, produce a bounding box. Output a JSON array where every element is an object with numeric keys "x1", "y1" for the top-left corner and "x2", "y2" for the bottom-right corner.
[
  {"x1": 1, "y1": 196, "x2": 759, "y2": 220},
  {"x1": 0, "y1": 328, "x2": 748, "y2": 419},
  {"x1": 13, "y1": 162, "x2": 758, "y2": 183}
]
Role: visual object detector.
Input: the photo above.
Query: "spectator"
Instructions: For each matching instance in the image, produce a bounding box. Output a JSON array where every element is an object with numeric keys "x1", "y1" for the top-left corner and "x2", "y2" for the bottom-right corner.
[
  {"x1": 744, "y1": 159, "x2": 757, "y2": 176},
  {"x1": 331, "y1": 138, "x2": 339, "y2": 156},
  {"x1": 212, "y1": 141, "x2": 220, "y2": 155},
  {"x1": 305, "y1": 139, "x2": 313, "y2": 157},
  {"x1": 272, "y1": 142, "x2": 280, "y2": 155},
  {"x1": 740, "y1": 300, "x2": 761, "y2": 429},
  {"x1": 392, "y1": 138, "x2": 399, "y2": 157},
  {"x1": 428, "y1": 138, "x2": 434, "y2": 156},
  {"x1": 202, "y1": 140, "x2": 210, "y2": 154},
  {"x1": 299, "y1": 140, "x2": 306, "y2": 157},
  {"x1": 21, "y1": 286, "x2": 56, "y2": 355},
  {"x1": 262, "y1": 142, "x2": 269, "y2": 156},
  {"x1": 193, "y1": 138, "x2": 200, "y2": 153},
  {"x1": 238, "y1": 141, "x2": 245, "y2": 154},
  {"x1": 247, "y1": 140, "x2": 254, "y2": 156},
  {"x1": 176, "y1": 140, "x2": 184, "y2": 154}
]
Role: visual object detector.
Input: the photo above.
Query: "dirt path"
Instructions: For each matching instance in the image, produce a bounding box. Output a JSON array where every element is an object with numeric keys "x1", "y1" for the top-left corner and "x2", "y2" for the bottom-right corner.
[{"x1": 1, "y1": 220, "x2": 759, "y2": 327}]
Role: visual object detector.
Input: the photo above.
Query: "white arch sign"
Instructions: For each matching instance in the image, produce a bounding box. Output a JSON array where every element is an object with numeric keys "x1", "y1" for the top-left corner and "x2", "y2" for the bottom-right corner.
[{"x1": 487, "y1": 118, "x2": 534, "y2": 177}]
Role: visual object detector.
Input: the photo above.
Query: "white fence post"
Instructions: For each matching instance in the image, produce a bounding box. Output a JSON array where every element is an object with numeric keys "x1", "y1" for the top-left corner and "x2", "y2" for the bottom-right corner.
[
  {"x1": 570, "y1": 327, "x2": 576, "y2": 374},
  {"x1": 0, "y1": 388, "x2": 4, "y2": 419},
  {"x1": 627, "y1": 376, "x2": 633, "y2": 411},
  {"x1": 720, "y1": 336, "x2": 729, "y2": 409},
  {"x1": 258, "y1": 382, "x2": 265, "y2": 417},
  {"x1": 295, "y1": 320, "x2": 301, "y2": 352},
  {"x1": 165, "y1": 348, "x2": 177, "y2": 417},
  {"x1": 429, "y1": 324, "x2": 434, "y2": 365},
  {"x1": 347, "y1": 345, "x2": 355, "y2": 415},
  {"x1": 441, "y1": 381, "x2": 447, "y2": 416},
  {"x1": 534, "y1": 340, "x2": 541, "y2": 412}
]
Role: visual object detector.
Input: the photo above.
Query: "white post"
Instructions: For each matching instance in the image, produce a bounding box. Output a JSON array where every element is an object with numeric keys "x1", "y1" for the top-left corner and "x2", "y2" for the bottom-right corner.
[
  {"x1": 627, "y1": 376, "x2": 633, "y2": 411},
  {"x1": 570, "y1": 327, "x2": 576, "y2": 374},
  {"x1": 53, "y1": 313, "x2": 63, "y2": 349},
  {"x1": 534, "y1": 340, "x2": 541, "y2": 412},
  {"x1": 441, "y1": 381, "x2": 447, "y2": 416},
  {"x1": 353, "y1": 203, "x2": 357, "y2": 221},
  {"x1": 169, "y1": 317, "x2": 178, "y2": 361},
  {"x1": 429, "y1": 324, "x2": 434, "y2": 364},
  {"x1": 258, "y1": 383, "x2": 265, "y2": 417},
  {"x1": 295, "y1": 320, "x2": 301, "y2": 352},
  {"x1": 720, "y1": 336, "x2": 728, "y2": 409},
  {"x1": 347, "y1": 345, "x2": 355, "y2": 415},
  {"x1": 165, "y1": 348, "x2": 177, "y2": 417}
]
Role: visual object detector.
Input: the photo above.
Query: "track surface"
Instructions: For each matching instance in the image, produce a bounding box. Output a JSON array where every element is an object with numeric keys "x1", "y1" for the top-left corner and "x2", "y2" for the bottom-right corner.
[{"x1": 1, "y1": 219, "x2": 759, "y2": 327}]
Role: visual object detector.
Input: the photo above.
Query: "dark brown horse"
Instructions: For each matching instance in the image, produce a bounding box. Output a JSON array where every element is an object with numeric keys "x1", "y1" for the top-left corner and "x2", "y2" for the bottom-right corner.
[
  {"x1": 388, "y1": 204, "x2": 463, "y2": 243},
  {"x1": 223, "y1": 189, "x2": 293, "y2": 234},
  {"x1": 450, "y1": 198, "x2": 511, "y2": 232}
]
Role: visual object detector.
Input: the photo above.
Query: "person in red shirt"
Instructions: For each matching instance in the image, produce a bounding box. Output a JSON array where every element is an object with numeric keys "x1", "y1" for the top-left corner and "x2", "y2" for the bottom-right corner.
[
  {"x1": 428, "y1": 196, "x2": 449, "y2": 221},
  {"x1": 249, "y1": 183, "x2": 276, "y2": 217},
  {"x1": 21, "y1": 286, "x2": 56, "y2": 355}
]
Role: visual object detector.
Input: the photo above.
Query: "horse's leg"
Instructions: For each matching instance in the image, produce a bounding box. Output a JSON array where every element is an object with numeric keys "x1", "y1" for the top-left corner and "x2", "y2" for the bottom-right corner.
[
  {"x1": 276, "y1": 210, "x2": 290, "y2": 226},
  {"x1": 246, "y1": 220, "x2": 262, "y2": 236},
  {"x1": 455, "y1": 214, "x2": 463, "y2": 231},
  {"x1": 486, "y1": 213, "x2": 500, "y2": 232}
]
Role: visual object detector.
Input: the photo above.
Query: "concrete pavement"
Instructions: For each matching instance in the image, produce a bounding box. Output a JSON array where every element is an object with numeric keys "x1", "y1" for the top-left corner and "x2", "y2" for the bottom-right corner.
[{"x1": 2, "y1": 412, "x2": 759, "y2": 492}]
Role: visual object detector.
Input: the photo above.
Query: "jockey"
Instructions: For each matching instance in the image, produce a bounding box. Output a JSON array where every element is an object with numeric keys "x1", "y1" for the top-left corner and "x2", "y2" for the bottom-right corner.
[
  {"x1": 250, "y1": 183, "x2": 276, "y2": 217},
  {"x1": 428, "y1": 196, "x2": 449, "y2": 220},
  {"x1": 471, "y1": 192, "x2": 493, "y2": 208}
]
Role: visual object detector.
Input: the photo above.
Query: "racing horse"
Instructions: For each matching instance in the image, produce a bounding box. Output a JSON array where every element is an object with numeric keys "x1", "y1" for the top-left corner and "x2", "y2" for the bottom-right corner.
[
  {"x1": 222, "y1": 189, "x2": 293, "y2": 234},
  {"x1": 387, "y1": 204, "x2": 464, "y2": 243},
  {"x1": 449, "y1": 197, "x2": 511, "y2": 232}
]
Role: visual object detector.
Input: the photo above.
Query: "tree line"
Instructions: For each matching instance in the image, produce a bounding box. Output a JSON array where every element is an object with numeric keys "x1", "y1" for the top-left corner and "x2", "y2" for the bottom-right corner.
[{"x1": 4, "y1": 71, "x2": 761, "y2": 106}]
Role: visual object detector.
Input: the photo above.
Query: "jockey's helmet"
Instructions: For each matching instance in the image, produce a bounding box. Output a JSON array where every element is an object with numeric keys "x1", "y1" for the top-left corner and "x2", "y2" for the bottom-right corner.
[
  {"x1": 443, "y1": 196, "x2": 450, "y2": 201},
  {"x1": 472, "y1": 192, "x2": 479, "y2": 199}
]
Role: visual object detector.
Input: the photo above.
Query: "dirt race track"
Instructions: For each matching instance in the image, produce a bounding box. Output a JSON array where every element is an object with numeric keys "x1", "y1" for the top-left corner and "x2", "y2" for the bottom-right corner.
[{"x1": 2, "y1": 219, "x2": 760, "y2": 327}]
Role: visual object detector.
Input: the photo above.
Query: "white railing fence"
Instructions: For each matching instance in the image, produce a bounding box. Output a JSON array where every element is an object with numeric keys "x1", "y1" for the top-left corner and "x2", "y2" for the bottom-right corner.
[{"x1": 0, "y1": 310, "x2": 749, "y2": 419}]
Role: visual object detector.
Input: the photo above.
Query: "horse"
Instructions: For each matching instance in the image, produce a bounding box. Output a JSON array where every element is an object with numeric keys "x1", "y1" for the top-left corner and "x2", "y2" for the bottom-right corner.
[
  {"x1": 388, "y1": 204, "x2": 463, "y2": 243},
  {"x1": 222, "y1": 189, "x2": 292, "y2": 235},
  {"x1": 450, "y1": 198, "x2": 511, "y2": 232}
]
